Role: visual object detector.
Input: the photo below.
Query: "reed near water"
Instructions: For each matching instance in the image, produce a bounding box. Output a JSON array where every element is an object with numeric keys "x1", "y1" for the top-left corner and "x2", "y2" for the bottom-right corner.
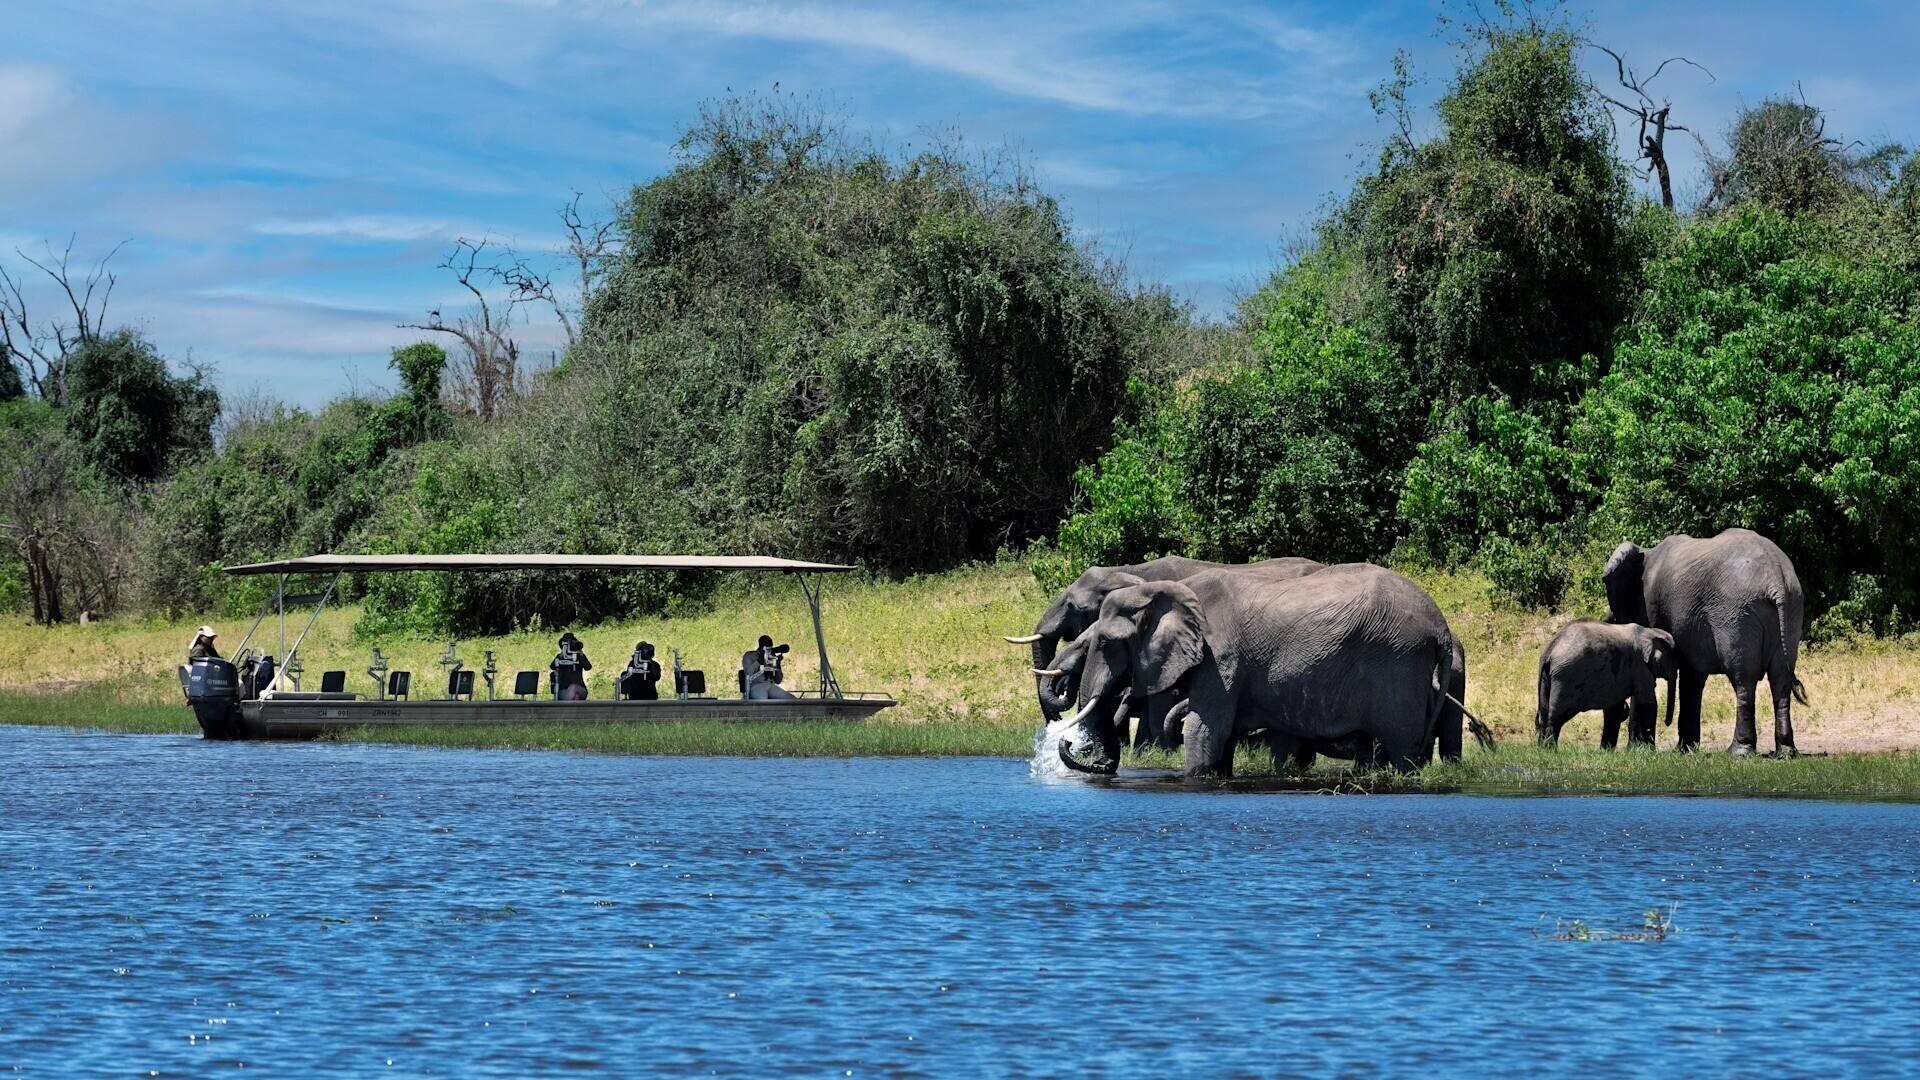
[{"x1": 3, "y1": 561, "x2": 1919, "y2": 796}]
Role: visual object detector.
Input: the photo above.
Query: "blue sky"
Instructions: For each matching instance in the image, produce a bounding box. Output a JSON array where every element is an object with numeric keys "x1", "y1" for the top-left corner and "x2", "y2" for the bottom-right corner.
[{"x1": 5, "y1": 1, "x2": 1918, "y2": 405}]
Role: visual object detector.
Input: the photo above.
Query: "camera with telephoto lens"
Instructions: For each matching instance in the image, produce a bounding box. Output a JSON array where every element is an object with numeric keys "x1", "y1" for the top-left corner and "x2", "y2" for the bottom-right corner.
[
  {"x1": 760, "y1": 643, "x2": 790, "y2": 679},
  {"x1": 558, "y1": 640, "x2": 581, "y2": 665}
]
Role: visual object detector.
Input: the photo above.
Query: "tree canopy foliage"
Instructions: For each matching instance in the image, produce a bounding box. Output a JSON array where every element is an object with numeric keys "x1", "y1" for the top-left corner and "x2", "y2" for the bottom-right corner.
[
  {"x1": 1058, "y1": 8, "x2": 1920, "y2": 633},
  {"x1": 13, "y1": 9, "x2": 1920, "y2": 643}
]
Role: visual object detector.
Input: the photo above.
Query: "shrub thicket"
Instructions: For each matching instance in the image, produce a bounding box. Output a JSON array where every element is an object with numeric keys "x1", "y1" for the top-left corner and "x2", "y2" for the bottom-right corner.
[{"x1": 1058, "y1": 10, "x2": 1920, "y2": 632}]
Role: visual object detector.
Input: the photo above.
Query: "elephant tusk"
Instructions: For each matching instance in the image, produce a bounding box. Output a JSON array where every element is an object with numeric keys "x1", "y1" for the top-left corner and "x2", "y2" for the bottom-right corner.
[
  {"x1": 1003, "y1": 634, "x2": 1044, "y2": 645},
  {"x1": 1032, "y1": 667, "x2": 1066, "y2": 678},
  {"x1": 1046, "y1": 701, "x2": 1092, "y2": 733}
]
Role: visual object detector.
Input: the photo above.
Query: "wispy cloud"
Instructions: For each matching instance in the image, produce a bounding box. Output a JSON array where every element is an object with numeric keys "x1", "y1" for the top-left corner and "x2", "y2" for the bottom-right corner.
[
  {"x1": 586, "y1": 0, "x2": 1357, "y2": 119},
  {"x1": 253, "y1": 216, "x2": 477, "y2": 243},
  {"x1": 0, "y1": 63, "x2": 201, "y2": 199}
]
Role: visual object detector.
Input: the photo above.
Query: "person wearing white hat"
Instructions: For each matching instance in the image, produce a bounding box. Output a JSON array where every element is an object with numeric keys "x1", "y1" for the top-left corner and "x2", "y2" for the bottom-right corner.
[{"x1": 189, "y1": 626, "x2": 221, "y2": 661}]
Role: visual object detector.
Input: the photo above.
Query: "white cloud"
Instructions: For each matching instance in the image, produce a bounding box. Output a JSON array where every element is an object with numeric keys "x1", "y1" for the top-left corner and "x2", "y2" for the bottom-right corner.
[
  {"x1": 253, "y1": 216, "x2": 476, "y2": 243},
  {"x1": 0, "y1": 63, "x2": 200, "y2": 200}
]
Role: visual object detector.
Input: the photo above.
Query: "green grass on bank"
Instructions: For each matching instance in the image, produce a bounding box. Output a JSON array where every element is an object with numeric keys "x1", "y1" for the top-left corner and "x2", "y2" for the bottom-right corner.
[
  {"x1": 324, "y1": 720, "x2": 1032, "y2": 756},
  {"x1": 1418, "y1": 745, "x2": 1920, "y2": 799},
  {"x1": 1118, "y1": 743, "x2": 1920, "y2": 798},
  {"x1": 0, "y1": 691, "x2": 197, "y2": 734}
]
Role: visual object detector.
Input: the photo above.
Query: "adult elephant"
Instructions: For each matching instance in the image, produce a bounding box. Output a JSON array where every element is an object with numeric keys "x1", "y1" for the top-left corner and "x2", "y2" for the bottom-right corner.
[
  {"x1": 1011, "y1": 556, "x2": 1325, "y2": 737},
  {"x1": 1054, "y1": 564, "x2": 1454, "y2": 777},
  {"x1": 1603, "y1": 528, "x2": 1807, "y2": 754},
  {"x1": 1054, "y1": 620, "x2": 1474, "y2": 772}
]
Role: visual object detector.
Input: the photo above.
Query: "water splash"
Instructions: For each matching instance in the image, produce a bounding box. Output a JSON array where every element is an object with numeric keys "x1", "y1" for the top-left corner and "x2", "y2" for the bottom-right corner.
[{"x1": 1028, "y1": 722, "x2": 1080, "y2": 781}]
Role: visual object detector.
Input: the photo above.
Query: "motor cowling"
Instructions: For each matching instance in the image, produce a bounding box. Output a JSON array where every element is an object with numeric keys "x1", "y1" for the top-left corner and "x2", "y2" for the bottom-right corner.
[{"x1": 186, "y1": 658, "x2": 244, "y2": 740}]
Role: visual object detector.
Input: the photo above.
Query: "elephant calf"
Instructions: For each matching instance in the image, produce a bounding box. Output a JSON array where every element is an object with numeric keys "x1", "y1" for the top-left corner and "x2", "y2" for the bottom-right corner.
[{"x1": 1536, "y1": 620, "x2": 1676, "y2": 749}]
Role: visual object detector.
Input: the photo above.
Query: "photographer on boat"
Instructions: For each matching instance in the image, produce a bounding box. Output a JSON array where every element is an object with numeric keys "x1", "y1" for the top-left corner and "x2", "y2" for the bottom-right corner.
[
  {"x1": 618, "y1": 641, "x2": 662, "y2": 701},
  {"x1": 742, "y1": 634, "x2": 795, "y2": 700},
  {"x1": 550, "y1": 632, "x2": 593, "y2": 700},
  {"x1": 188, "y1": 626, "x2": 221, "y2": 661}
]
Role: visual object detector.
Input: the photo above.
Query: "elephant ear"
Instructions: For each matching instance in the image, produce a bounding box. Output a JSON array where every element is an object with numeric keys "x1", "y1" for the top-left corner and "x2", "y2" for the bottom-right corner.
[
  {"x1": 1122, "y1": 581, "x2": 1209, "y2": 697},
  {"x1": 1638, "y1": 628, "x2": 1677, "y2": 678}
]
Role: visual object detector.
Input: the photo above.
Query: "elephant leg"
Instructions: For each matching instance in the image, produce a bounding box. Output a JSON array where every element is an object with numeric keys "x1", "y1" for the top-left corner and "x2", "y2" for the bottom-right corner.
[
  {"x1": 1600, "y1": 702, "x2": 1627, "y2": 751},
  {"x1": 1377, "y1": 728, "x2": 1426, "y2": 773},
  {"x1": 1627, "y1": 695, "x2": 1658, "y2": 749},
  {"x1": 1181, "y1": 708, "x2": 1233, "y2": 779},
  {"x1": 1135, "y1": 693, "x2": 1171, "y2": 752},
  {"x1": 1770, "y1": 673, "x2": 1798, "y2": 755},
  {"x1": 1728, "y1": 676, "x2": 1759, "y2": 755},
  {"x1": 1676, "y1": 667, "x2": 1707, "y2": 752},
  {"x1": 1436, "y1": 702, "x2": 1464, "y2": 763},
  {"x1": 1097, "y1": 707, "x2": 1125, "y2": 767}
]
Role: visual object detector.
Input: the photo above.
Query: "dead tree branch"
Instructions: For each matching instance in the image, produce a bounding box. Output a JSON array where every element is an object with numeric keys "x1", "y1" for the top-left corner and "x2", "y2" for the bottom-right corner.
[
  {"x1": 1587, "y1": 42, "x2": 1714, "y2": 210},
  {"x1": 0, "y1": 236, "x2": 126, "y2": 402}
]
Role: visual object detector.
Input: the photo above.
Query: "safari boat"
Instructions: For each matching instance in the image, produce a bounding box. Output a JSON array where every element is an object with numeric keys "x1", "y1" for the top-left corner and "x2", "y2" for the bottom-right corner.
[{"x1": 181, "y1": 553, "x2": 896, "y2": 740}]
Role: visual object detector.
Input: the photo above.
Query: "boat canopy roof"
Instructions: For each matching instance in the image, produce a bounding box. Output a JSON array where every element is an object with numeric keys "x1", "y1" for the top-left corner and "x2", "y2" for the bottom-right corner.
[{"x1": 222, "y1": 553, "x2": 856, "y2": 576}]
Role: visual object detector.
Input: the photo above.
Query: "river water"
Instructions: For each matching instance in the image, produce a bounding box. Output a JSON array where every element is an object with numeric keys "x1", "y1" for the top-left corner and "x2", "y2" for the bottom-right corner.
[{"x1": 4, "y1": 726, "x2": 1919, "y2": 1076}]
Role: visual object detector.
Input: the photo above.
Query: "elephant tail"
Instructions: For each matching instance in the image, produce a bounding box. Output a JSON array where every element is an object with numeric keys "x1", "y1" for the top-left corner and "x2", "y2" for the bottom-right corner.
[
  {"x1": 1793, "y1": 678, "x2": 1809, "y2": 706},
  {"x1": 1535, "y1": 653, "x2": 1550, "y2": 741},
  {"x1": 1424, "y1": 627, "x2": 1452, "y2": 761}
]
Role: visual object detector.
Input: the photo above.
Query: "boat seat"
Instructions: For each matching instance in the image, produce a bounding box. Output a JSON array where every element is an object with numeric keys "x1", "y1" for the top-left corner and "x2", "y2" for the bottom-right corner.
[
  {"x1": 512, "y1": 671, "x2": 540, "y2": 699},
  {"x1": 676, "y1": 669, "x2": 706, "y2": 696},
  {"x1": 387, "y1": 671, "x2": 411, "y2": 701},
  {"x1": 448, "y1": 669, "x2": 475, "y2": 701},
  {"x1": 320, "y1": 670, "x2": 347, "y2": 694}
]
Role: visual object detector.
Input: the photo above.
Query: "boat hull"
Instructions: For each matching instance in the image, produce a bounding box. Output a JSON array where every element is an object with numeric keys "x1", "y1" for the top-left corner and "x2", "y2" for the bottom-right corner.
[{"x1": 235, "y1": 695, "x2": 897, "y2": 740}]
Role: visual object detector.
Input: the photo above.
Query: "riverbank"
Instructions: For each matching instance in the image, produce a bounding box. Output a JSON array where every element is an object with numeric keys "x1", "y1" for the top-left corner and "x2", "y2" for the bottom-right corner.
[
  {"x1": 4, "y1": 559, "x2": 1920, "y2": 770},
  {"x1": 7, "y1": 691, "x2": 1919, "y2": 798}
]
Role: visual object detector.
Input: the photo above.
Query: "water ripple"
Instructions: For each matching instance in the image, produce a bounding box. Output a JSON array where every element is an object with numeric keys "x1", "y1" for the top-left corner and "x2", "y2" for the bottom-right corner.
[{"x1": 2, "y1": 727, "x2": 1919, "y2": 1075}]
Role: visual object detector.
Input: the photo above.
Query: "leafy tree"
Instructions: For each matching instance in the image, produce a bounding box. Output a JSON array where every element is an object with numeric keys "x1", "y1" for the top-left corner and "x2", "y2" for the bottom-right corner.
[
  {"x1": 525, "y1": 94, "x2": 1161, "y2": 577},
  {"x1": 62, "y1": 330, "x2": 218, "y2": 484},
  {"x1": 1333, "y1": 10, "x2": 1639, "y2": 403},
  {"x1": 1702, "y1": 97, "x2": 1906, "y2": 216},
  {"x1": 1578, "y1": 206, "x2": 1920, "y2": 627}
]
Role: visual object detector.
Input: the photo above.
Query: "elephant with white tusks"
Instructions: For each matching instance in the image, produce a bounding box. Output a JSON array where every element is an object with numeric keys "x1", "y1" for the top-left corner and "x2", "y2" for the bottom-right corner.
[
  {"x1": 1603, "y1": 528, "x2": 1807, "y2": 755},
  {"x1": 1535, "y1": 619, "x2": 1676, "y2": 749},
  {"x1": 1053, "y1": 563, "x2": 1456, "y2": 778},
  {"x1": 1009, "y1": 556, "x2": 1324, "y2": 747}
]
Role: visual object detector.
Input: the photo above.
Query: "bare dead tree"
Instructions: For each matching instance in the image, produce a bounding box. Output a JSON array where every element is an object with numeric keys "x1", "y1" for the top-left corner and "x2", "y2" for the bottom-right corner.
[
  {"x1": 1589, "y1": 43, "x2": 1714, "y2": 210},
  {"x1": 0, "y1": 236, "x2": 126, "y2": 403},
  {"x1": 498, "y1": 192, "x2": 618, "y2": 349},
  {"x1": 400, "y1": 237, "x2": 529, "y2": 420}
]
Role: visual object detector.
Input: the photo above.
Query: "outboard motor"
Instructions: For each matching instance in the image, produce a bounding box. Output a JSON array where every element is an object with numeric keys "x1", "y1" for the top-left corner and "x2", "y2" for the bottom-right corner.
[{"x1": 185, "y1": 657, "x2": 244, "y2": 740}]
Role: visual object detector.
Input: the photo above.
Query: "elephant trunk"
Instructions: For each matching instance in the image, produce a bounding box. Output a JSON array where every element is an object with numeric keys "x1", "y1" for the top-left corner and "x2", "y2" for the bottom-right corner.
[
  {"x1": 1057, "y1": 738, "x2": 1118, "y2": 776},
  {"x1": 1032, "y1": 637, "x2": 1073, "y2": 720},
  {"x1": 1665, "y1": 673, "x2": 1676, "y2": 729}
]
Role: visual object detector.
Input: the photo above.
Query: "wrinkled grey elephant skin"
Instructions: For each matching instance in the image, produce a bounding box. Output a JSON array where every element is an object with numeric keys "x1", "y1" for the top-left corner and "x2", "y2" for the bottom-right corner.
[
  {"x1": 1535, "y1": 619, "x2": 1676, "y2": 749},
  {"x1": 1604, "y1": 528, "x2": 1807, "y2": 754},
  {"x1": 1064, "y1": 564, "x2": 1454, "y2": 777},
  {"x1": 1023, "y1": 556, "x2": 1325, "y2": 746}
]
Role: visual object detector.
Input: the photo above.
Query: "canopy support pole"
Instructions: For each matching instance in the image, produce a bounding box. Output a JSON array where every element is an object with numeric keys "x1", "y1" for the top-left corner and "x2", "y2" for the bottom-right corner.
[
  {"x1": 232, "y1": 592, "x2": 275, "y2": 656},
  {"x1": 267, "y1": 571, "x2": 340, "y2": 697},
  {"x1": 276, "y1": 573, "x2": 287, "y2": 663},
  {"x1": 799, "y1": 573, "x2": 842, "y2": 699}
]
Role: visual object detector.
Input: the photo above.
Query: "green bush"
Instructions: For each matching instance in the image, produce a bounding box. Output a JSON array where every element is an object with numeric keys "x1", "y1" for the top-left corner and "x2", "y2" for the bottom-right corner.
[
  {"x1": 553, "y1": 95, "x2": 1165, "y2": 578},
  {"x1": 1578, "y1": 206, "x2": 1920, "y2": 627},
  {"x1": 1398, "y1": 394, "x2": 1583, "y2": 567}
]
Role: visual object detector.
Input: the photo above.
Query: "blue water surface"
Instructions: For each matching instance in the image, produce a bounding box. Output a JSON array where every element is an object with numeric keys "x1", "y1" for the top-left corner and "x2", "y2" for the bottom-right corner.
[{"x1": 3, "y1": 725, "x2": 1918, "y2": 1076}]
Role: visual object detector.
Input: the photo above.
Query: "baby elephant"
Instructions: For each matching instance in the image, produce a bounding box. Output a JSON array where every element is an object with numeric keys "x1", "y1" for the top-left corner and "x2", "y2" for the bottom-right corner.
[{"x1": 1536, "y1": 620, "x2": 1677, "y2": 749}]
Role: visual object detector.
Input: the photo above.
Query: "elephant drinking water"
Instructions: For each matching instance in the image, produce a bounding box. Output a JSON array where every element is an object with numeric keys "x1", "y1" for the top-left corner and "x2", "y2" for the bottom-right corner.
[
  {"x1": 1011, "y1": 556, "x2": 1325, "y2": 747},
  {"x1": 1053, "y1": 563, "x2": 1456, "y2": 777}
]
